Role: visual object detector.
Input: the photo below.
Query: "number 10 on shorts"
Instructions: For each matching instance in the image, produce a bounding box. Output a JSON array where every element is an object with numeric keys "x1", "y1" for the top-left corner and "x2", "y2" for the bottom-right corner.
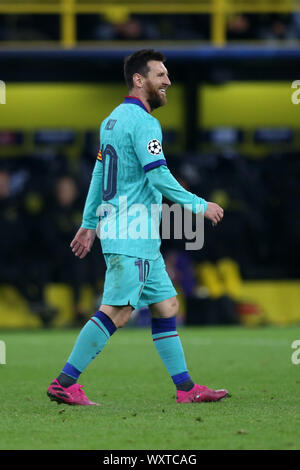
[{"x1": 135, "y1": 259, "x2": 150, "y2": 283}]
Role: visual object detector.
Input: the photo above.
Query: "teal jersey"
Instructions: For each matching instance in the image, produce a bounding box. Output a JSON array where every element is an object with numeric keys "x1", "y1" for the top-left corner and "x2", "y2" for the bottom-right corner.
[{"x1": 98, "y1": 96, "x2": 166, "y2": 260}]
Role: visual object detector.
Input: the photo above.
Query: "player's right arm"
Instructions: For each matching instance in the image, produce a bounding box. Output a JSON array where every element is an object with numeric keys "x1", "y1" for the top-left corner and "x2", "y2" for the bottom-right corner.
[{"x1": 71, "y1": 155, "x2": 103, "y2": 259}]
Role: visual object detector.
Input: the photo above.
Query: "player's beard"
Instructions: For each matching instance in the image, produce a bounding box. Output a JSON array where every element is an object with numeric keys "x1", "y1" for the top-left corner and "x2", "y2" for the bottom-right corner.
[{"x1": 145, "y1": 81, "x2": 166, "y2": 111}]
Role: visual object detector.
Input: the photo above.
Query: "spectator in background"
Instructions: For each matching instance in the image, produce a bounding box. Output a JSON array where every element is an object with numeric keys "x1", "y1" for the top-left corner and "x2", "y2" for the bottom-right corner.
[
  {"x1": 227, "y1": 14, "x2": 254, "y2": 40},
  {"x1": 257, "y1": 14, "x2": 293, "y2": 41},
  {"x1": 153, "y1": 14, "x2": 209, "y2": 40},
  {"x1": 92, "y1": 12, "x2": 159, "y2": 41},
  {"x1": 43, "y1": 174, "x2": 96, "y2": 325},
  {"x1": 0, "y1": 170, "x2": 26, "y2": 279},
  {"x1": 114, "y1": 17, "x2": 147, "y2": 40},
  {"x1": 0, "y1": 168, "x2": 56, "y2": 326},
  {"x1": 3, "y1": 14, "x2": 59, "y2": 41},
  {"x1": 176, "y1": 154, "x2": 269, "y2": 279},
  {"x1": 0, "y1": 15, "x2": 5, "y2": 40},
  {"x1": 287, "y1": 10, "x2": 300, "y2": 38},
  {"x1": 165, "y1": 250, "x2": 196, "y2": 299},
  {"x1": 227, "y1": 13, "x2": 297, "y2": 42}
]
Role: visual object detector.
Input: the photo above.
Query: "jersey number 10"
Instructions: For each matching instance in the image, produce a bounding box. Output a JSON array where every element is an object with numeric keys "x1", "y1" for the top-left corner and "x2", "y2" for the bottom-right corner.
[{"x1": 102, "y1": 144, "x2": 118, "y2": 201}]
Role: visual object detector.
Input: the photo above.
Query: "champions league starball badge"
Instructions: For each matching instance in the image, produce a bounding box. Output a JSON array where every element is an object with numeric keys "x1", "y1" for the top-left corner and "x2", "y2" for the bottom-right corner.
[{"x1": 147, "y1": 139, "x2": 162, "y2": 155}]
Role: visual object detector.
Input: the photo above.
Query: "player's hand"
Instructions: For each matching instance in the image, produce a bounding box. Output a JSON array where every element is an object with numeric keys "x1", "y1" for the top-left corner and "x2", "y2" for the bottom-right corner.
[
  {"x1": 70, "y1": 227, "x2": 96, "y2": 259},
  {"x1": 204, "y1": 202, "x2": 224, "y2": 227}
]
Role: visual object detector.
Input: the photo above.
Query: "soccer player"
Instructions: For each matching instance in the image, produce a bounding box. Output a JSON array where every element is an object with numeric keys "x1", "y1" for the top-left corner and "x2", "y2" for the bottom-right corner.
[{"x1": 47, "y1": 49, "x2": 227, "y2": 406}]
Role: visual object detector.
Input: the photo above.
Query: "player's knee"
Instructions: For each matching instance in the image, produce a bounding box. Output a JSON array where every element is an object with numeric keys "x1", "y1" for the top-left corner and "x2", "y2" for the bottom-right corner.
[
  {"x1": 151, "y1": 296, "x2": 179, "y2": 318},
  {"x1": 100, "y1": 304, "x2": 132, "y2": 329},
  {"x1": 117, "y1": 316, "x2": 130, "y2": 328},
  {"x1": 169, "y1": 297, "x2": 180, "y2": 316},
  {"x1": 115, "y1": 307, "x2": 132, "y2": 328}
]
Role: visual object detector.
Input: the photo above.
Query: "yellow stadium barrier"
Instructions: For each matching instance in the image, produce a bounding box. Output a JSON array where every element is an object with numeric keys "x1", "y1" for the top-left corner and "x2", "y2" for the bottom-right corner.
[
  {"x1": 0, "y1": 0, "x2": 299, "y2": 47},
  {"x1": 196, "y1": 261, "x2": 227, "y2": 298},
  {"x1": 217, "y1": 258, "x2": 242, "y2": 300},
  {"x1": 239, "y1": 281, "x2": 300, "y2": 327},
  {"x1": 0, "y1": 285, "x2": 42, "y2": 328},
  {"x1": 44, "y1": 284, "x2": 98, "y2": 327},
  {"x1": 44, "y1": 283, "x2": 74, "y2": 327},
  {"x1": 195, "y1": 260, "x2": 300, "y2": 326},
  {"x1": 0, "y1": 279, "x2": 300, "y2": 327}
]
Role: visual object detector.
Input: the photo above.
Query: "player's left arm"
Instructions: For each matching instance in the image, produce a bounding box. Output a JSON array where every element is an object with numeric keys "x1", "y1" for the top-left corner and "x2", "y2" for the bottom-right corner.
[
  {"x1": 133, "y1": 117, "x2": 223, "y2": 225},
  {"x1": 146, "y1": 165, "x2": 224, "y2": 226}
]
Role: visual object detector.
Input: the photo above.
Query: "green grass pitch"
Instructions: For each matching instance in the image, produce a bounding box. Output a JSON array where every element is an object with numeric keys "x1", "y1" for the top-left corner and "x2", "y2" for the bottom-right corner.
[{"x1": 0, "y1": 325, "x2": 300, "y2": 450}]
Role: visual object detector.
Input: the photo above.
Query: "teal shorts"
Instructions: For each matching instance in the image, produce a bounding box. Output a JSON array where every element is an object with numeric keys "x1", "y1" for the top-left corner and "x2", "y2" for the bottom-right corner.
[{"x1": 101, "y1": 253, "x2": 177, "y2": 310}]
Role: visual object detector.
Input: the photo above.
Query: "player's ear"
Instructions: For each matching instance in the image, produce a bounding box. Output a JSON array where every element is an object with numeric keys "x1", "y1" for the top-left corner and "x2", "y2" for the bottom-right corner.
[{"x1": 133, "y1": 73, "x2": 144, "y2": 89}]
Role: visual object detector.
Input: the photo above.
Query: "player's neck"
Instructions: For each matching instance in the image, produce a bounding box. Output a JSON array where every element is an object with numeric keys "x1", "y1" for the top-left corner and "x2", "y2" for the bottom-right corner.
[{"x1": 127, "y1": 91, "x2": 151, "y2": 113}]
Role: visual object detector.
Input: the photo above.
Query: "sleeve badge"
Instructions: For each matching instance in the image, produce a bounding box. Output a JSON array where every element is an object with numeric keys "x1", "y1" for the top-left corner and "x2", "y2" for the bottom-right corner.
[{"x1": 147, "y1": 139, "x2": 162, "y2": 156}]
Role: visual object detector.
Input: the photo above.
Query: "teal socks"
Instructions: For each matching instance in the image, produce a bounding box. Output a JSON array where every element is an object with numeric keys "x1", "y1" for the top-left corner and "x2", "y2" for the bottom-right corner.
[
  {"x1": 59, "y1": 311, "x2": 116, "y2": 385},
  {"x1": 58, "y1": 312, "x2": 194, "y2": 392},
  {"x1": 151, "y1": 316, "x2": 194, "y2": 390}
]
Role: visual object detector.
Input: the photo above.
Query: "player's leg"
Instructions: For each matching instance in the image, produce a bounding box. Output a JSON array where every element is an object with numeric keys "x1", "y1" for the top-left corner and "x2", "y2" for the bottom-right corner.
[
  {"x1": 150, "y1": 296, "x2": 196, "y2": 392},
  {"x1": 47, "y1": 308, "x2": 120, "y2": 405},
  {"x1": 100, "y1": 304, "x2": 133, "y2": 328},
  {"x1": 57, "y1": 304, "x2": 132, "y2": 386},
  {"x1": 47, "y1": 304, "x2": 133, "y2": 406},
  {"x1": 141, "y1": 255, "x2": 228, "y2": 403},
  {"x1": 139, "y1": 256, "x2": 194, "y2": 390},
  {"x1": 150, "y1": 297, "x2": 228, "y2": 402},
  {"x1": 47, "y1": 254, "x2": 141, "y2": 406}
]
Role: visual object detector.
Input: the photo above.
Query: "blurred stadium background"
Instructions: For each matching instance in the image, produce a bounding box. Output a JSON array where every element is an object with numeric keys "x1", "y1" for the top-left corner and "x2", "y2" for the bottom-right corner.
[{"x1": 1, "y1": 0, "x2": 300, "y2": 330}]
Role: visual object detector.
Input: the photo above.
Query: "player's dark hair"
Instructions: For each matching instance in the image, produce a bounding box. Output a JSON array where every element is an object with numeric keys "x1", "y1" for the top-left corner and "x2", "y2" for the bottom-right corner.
[{"x1": 124, "y1": 49, "x2": 166, "y2": 90}]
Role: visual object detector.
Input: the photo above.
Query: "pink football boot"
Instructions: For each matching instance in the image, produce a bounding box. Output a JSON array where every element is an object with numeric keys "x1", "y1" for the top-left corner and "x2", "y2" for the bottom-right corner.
[
  {"x1": 177, "y1": 384, "x2": 228, "y2": 403},
  {"x1": 47, "y1": 379, "x2": 100, "y2": 406}
]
